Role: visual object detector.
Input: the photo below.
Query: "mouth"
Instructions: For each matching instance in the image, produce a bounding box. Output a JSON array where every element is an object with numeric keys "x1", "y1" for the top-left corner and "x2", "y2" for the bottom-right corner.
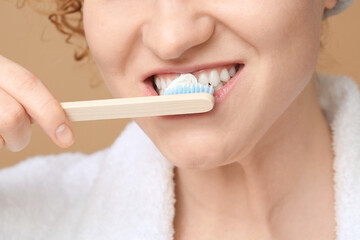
[{"x1": 145, "y1": 63, "x2": 244, "y2": 96}]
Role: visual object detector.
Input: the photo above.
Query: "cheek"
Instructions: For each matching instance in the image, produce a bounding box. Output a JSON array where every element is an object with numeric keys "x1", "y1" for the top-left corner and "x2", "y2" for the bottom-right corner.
[
  {"x1": 251, "y1": 0, "x2": 322, "y2": 40},
  {"x1": 214, "y1": 0, "x2": 323, "y2": 62},
  {"x1": 230, "y1": 0, "x2": 323, "y2": 102},
  {"x1": 83, "y1": 1, "x2": 144, "y2": 94}
]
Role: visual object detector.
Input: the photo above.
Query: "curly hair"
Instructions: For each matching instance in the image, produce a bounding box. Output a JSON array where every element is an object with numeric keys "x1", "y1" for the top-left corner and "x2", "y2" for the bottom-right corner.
[{"x1": 17, "y1": 0, "x2": 89, "y2": 61}]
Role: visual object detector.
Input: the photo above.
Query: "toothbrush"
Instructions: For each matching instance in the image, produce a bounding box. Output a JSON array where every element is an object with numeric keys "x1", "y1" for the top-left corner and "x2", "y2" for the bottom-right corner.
[
  {"x1": 48, "y1": 73, "x2": 212, "y2": 122},
  {"x1": 60, "y1": 91, "x2": 214, "y2": 121}
]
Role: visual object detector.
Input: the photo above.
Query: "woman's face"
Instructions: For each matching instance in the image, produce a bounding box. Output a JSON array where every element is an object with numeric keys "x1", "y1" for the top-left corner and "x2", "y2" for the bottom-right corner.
[{"x1": 83, "y1": 0, "x2": 336, "y2": 169}]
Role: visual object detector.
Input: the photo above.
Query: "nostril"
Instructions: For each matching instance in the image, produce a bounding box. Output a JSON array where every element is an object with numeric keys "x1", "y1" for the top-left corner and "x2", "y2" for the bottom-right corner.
[{"x1": 146, "y1": 36, "x2": 191, "y2": 60}]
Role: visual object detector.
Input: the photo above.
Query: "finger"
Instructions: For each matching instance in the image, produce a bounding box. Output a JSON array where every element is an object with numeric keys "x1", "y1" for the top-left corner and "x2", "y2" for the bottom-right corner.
[
  {"x1": 0, "y1": 55, "x2": 74, "y2": 148},
  {"x1": 0, "y1": 87, "x2": 32, "y2": 152}
]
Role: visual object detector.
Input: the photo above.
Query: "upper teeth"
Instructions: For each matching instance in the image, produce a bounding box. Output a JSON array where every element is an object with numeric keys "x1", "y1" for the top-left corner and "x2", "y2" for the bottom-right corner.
[{"x1": 154, "y1": 65, "x2": 237, "y2": 95}]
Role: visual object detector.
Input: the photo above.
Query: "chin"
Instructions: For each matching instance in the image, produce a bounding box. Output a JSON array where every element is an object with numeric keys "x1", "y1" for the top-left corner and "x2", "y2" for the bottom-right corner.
[{"x1": 158, "y1": 133, "x2": 234, "y2": 170}]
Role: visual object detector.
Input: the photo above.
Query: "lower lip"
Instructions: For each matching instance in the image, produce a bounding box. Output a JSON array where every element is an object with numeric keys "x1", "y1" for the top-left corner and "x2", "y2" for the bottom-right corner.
[{"x1": 142, "y1": 64, "x2": 245, "y2": 120}]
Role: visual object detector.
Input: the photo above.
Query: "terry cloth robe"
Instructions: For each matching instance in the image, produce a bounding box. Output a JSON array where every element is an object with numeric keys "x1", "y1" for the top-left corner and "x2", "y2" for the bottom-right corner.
[{"x1": 0, "y1": 72, "x2": 359, "y2": 240}]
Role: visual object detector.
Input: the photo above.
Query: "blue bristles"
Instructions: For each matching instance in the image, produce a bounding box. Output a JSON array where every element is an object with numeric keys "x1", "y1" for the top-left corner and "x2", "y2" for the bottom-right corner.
[{"x1": 164, "y1": 83, "x2": 214, "y2": 96}]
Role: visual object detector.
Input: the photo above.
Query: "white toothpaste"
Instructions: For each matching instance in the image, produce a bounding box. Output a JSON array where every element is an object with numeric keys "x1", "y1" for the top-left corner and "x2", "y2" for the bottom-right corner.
[{"x1": 165, "y1": 73, "x2": 197, "y2": 91}]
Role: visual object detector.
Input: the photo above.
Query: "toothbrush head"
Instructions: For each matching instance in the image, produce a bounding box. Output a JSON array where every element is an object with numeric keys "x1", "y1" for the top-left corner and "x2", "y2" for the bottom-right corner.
[{"x1": 163, "y1": 83, "x2": 214, "y2": 96}]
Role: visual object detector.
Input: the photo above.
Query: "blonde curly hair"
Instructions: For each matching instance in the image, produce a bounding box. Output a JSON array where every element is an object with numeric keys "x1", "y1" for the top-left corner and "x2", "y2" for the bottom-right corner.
[{"x1": 17, "y1": 0, "x2": 88, "y2": 61}]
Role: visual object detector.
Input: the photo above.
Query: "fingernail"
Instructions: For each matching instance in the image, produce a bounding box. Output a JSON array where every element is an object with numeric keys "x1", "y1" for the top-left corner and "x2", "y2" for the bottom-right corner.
[{"x1": 56, "y1": 123, "x2": 74, "y2": 147}]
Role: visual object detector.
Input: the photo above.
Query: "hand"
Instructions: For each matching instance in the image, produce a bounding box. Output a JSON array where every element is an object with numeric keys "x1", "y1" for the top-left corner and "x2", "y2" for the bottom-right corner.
[{"x1": 0, "y1": 55, "x2": 74, "y2": 152}]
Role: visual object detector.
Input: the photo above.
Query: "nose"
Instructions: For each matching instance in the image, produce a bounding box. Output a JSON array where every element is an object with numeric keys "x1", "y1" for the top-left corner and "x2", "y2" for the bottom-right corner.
[{"x1": 141, "y1": 0, "x2": 215, "y2": 60}]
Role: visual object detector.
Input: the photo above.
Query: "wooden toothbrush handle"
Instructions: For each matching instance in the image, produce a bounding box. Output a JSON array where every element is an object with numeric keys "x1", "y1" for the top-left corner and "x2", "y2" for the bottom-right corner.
[{"x1": 55, "y1": 93, "x2": 214, "y2": 122}]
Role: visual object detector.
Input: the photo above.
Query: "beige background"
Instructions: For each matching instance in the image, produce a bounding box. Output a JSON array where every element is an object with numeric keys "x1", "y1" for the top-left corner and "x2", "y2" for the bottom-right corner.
[{"x1": 0, "y1": 1, "x2": 359, "y2": 168}]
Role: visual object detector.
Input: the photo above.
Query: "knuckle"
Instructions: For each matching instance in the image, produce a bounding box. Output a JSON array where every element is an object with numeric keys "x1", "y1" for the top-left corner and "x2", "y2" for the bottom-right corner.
[
  {"x1": 8, "y1": 68, "x2": 39, "y2": 92},
  {"x1": 0, "y1": 104, "x2": 26, "y2": 129},
  {"x1": 34, "y1": 97, "x2": 62, "y2": 120},
  {"x1": 17, "y1": 72, "x2": 39, "y2": 92}
]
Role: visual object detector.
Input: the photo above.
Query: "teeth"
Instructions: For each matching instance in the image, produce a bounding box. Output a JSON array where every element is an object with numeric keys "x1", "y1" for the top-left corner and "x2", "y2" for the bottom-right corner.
[
  {"x1": 161, "y1": 78, "x2": 167, "y2": 89},
  {"x1": 155, "y1": 77, "x2": 161, "y2": 90},
  {"x1": 229, "y1": 66, "x2": 236, "y2": 77},
  {"x1": 166, "y1": 78, "x2": 172, "y2": 88},
  {"x1": 198, "y1": 73, "x2": 209, "y2": 86},
  {"x1": 209, "y1": 70, "x2": 220, "y2": 87},
  {"x1": 220, "y1": 69, "x2": 230, "y2": 83},
  {"x1": 154, "y1": 65, "x2": 240, "y2": 95},
  {"x1": 214, "y1": 82, "x2": 223, "y2": 91}
]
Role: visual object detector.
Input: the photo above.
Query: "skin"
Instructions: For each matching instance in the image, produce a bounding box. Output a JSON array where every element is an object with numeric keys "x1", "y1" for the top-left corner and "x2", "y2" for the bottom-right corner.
[
  {"x1": 82, "y1": 0, "x2": 338, "y2": 239},
  {"x1": 0, "y1": 55, "x2": 74, "y2": 151}
]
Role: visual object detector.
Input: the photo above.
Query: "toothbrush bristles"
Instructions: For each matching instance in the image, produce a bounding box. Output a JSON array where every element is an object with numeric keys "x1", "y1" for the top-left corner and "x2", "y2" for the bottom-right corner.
[{"x1": 163, "y1": 83, "x2": 214, "y2": 96}]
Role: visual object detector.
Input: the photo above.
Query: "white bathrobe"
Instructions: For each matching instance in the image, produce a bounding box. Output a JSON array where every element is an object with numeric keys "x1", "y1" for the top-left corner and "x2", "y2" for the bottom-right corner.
[{"x1": 0, "y1": 72, "x2": 359, "y2": 240}]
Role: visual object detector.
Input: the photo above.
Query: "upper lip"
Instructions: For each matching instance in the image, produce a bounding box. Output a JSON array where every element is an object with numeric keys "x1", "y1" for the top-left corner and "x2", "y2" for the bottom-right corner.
[{"x1": 141, "y1": 61, "x2": 244, "y2": 82}]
